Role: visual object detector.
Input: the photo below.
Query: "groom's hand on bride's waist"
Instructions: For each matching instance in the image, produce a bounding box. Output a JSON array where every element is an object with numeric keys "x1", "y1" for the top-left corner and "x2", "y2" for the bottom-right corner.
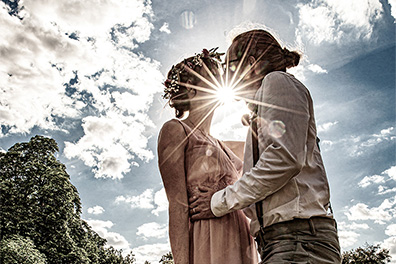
[{"x1": 188, "y1": 185, "x2": 217, "y2": 221}]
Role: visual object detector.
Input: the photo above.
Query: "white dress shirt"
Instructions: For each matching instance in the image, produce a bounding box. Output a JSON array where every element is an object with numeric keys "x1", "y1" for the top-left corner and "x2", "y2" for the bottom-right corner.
[{"x1": 211, "y1": 71, "x2": 333, "y2": 236}]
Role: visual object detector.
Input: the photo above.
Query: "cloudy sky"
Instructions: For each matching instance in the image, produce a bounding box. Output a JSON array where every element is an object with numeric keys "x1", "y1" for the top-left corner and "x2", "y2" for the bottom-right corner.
[{"x1": 0, "y1": 0, "x2": 395, "y2": 262}]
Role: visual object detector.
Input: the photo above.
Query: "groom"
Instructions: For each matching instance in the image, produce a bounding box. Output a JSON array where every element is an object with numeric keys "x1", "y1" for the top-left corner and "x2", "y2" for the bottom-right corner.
[{"x1": 189, "y1": 29, "x2": 341, "y2": 263}]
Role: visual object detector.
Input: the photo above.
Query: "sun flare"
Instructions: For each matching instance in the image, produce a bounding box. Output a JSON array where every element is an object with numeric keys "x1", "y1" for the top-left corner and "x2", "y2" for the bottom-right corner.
[{"x1": 216, "y1": 85, "x2": 236, "y2": 105}]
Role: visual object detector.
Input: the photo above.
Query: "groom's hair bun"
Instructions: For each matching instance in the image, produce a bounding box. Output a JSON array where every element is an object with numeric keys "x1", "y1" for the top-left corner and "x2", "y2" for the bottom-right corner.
[{"x1": 233, "y1": 29, "x2": 301, "y2": 71}]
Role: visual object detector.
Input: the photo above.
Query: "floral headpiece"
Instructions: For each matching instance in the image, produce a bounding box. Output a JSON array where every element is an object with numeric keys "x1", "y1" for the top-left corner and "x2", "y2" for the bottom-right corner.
[{"x1": 163, "y1": 47, "x2": 224, "y2": 99}]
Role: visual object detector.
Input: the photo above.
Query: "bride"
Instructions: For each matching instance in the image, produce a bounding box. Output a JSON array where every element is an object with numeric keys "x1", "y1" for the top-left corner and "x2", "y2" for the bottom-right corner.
[{"x1": 157, "y1": 48, "x2": 257, "y2": 264}]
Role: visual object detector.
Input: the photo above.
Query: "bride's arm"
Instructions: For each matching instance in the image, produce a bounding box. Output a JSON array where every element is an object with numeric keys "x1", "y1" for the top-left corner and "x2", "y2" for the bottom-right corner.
[
  {"x1": 223, "y1": 140, "x2": 245, "y2": 160},
  {"x1": 158, "y1": 120, "x2": 189, "y2": 264}
]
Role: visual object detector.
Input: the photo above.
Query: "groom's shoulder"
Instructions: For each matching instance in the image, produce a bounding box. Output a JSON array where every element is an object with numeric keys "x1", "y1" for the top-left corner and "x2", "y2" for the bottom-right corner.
[
  {"x1": 263, "y1": 71, "x2": 304, "y2": 91},
  {"x1": 260, "y1": 71, "x2": 290, "y2": 93},
  {"x1": 264, "y1": 71, "x2": 291, "y2": 83}
]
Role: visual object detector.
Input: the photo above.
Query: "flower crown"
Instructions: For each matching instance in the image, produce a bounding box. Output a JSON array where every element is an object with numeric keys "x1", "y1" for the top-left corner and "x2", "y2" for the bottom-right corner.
[{"x1": 163, "y1": 47, "x2": 224, "y2": 99}]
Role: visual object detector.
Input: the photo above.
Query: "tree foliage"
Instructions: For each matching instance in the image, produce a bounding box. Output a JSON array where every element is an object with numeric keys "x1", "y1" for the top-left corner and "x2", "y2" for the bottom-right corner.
[
  {"x1": 0, "y1": 136, "x2": 135, "y2": 264},
  {"x1": 100, "y1": 246, "x2": 136, "y2": 264},
  {"x1": 342, "y1": 243, "x2": 391, "y2": 264},
  {"x1": 159, "y1": 252, "x2": 174, "y2": 264},
  {"x1": 0, "y1": 234, "x2": 47, "y2": 264}
]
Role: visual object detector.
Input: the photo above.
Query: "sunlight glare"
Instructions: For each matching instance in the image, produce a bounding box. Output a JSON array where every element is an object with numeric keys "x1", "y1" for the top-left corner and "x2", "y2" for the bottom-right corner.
[{"x1": 216, "y1": 86, "x2": 236, "y2": 105}]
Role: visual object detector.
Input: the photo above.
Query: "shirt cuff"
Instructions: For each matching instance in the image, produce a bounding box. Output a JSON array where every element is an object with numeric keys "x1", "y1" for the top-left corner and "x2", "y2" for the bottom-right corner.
[{"x1": 211, "y1": 190, "x2": 229, "y2": 217}]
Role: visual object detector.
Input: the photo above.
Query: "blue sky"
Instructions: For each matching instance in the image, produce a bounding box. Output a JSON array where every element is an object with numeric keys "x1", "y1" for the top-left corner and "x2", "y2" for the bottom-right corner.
[{"x1": 0, "y1": 0, "x2": 395, "y2": 262}]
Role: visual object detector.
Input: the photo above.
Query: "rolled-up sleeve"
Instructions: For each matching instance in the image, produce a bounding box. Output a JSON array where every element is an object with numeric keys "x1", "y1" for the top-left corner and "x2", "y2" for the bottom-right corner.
[{"x1": 211, "y1": 72, "x2": 311, "y2": 217}]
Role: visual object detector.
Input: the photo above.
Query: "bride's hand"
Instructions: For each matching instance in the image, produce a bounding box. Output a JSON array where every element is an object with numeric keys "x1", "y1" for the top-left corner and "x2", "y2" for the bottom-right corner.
[{"x1": 188, "y1": 185, "x2": 217, "y2": 221}]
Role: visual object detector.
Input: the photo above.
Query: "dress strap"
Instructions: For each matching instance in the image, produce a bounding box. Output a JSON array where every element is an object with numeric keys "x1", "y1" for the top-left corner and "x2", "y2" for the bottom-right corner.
[
  {"x1": 216, "y1": 139, "x2": 232, "y2": 160},
  {"x1": 173, "y1": 119, "x2": 190, "y2": 137}
]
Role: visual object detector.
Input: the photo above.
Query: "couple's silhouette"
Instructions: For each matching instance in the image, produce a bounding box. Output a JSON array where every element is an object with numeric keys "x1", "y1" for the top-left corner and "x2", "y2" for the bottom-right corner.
[{"x1": 158, "y1": 29, "x2": 341, "y2": 264}]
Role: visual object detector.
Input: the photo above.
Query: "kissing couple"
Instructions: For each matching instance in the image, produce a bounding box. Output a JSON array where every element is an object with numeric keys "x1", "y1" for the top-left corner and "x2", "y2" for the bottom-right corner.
[{"x1": 158, "y1": 29, "x2": 341, "y2": 264}]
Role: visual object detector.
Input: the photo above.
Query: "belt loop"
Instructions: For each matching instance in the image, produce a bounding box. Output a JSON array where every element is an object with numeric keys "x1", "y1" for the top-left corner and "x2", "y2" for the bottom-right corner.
[{"x1": 309, "y1": 218, "x2": 317, "y2": 235}]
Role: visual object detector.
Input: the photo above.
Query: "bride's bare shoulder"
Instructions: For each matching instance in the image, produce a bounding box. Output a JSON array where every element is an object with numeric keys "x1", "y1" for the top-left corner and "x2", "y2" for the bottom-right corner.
[
  {"x1": 160, "y1": 119, "x2": 184, "y2": 135},
  {"x1": 158, "y1": 119, "x2": 187, "y2": 164},
  {"x1": 158, "y1": 119, "x2": 186, "y2": 144}
]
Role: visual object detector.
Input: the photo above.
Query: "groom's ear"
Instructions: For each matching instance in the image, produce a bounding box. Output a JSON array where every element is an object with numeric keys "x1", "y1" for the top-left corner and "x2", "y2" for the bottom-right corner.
[
  {"x1": 248, "y1": 56, "x2": 262, "y2": 75},
  {"x1": 249, "y1": 55, "x2": 269, "y2": 75},
  {"x1": 248, "y1": 55, "x2": 256, "y2": 66}
]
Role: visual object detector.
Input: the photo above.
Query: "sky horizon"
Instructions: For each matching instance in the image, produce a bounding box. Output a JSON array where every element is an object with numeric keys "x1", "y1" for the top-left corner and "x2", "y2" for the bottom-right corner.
[{"x1": 0, "y1": 0, "x2": 395, "y2": 263}]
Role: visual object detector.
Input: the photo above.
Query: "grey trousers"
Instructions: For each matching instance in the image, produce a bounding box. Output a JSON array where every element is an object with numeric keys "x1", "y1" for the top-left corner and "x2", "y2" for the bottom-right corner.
[{"x1": 256, "y1": 217, "x2": 341, "y2": 264}]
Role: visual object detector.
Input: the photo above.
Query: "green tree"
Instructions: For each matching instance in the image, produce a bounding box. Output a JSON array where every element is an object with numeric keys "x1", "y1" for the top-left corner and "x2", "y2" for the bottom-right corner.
[
  {"x1": 159, "y1": 252, "x2": 174, "y2": 264},
  {"x1": 100, "y1": 246, "x2": 136, "y2": 264},
  {"x1": 0, "y1": 234, "x2": 47, "y2": 264},
  {"x1": 0, "y1": 135, "x2": 135, "y2": 264},
  {"x1": 342, "y1": 243, "x2": 391, "y2": 264}
]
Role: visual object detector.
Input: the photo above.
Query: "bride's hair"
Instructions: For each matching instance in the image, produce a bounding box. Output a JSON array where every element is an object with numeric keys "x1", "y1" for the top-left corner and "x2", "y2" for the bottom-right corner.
[
  {"x1": 233, "y1": 29, "x2": 301, "y2": 72},
  {"x1": 163, "y1": 49, "x2": 223, "y2": 118}
]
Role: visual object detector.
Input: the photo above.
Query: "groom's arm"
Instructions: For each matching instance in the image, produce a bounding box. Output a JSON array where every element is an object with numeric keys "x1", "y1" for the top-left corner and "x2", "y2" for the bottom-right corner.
[
  {"x1": 188, "y1": 140, "x2": 245, "y2": 220},
  {"x1": 210, "y1": 72, "x2": 311, "y2": 217}
]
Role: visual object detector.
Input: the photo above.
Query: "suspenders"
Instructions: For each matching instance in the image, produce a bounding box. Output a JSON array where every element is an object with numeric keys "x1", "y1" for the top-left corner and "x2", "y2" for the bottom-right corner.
[
  {"x1": 252, "y1": 118, "x2": 330, "y2": 232},
  {"x1": 251, "y1": 116, "x2": 266, "y2": 244}
]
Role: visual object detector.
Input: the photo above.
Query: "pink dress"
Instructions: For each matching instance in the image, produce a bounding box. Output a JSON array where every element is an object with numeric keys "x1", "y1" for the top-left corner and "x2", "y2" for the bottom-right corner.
[{"x1": 179, "y1": 120, "x2": 258, "y2": 264}]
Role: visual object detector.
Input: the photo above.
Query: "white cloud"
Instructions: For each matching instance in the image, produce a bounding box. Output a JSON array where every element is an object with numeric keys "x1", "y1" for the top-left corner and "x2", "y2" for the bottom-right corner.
[
  {"x1": 338, "y1": 221, "x2": 370, "y2": 248},
  {"x1": 386, "y1": 224, "x2": 396, "y2": 236},
  {"x1": 86, "y1": 219, "x2": 130, "y2": 252},
  {"x1": 0, "y1": 0, "x2": 158, "y2": 133},
  {"x1": 359, "y1": 175, "x2": 385, "y2": 188},
  {"x1": 346, "y1": 197, "x2": 396, "y2": 224},
  {"x1": 297, "y1": 0, "x2": 383, "y2": 44},
  {"x1": 0, "y1": 2, "x2": 82, "y2": 135},
  {"x1": 159, "y1": 22, "x2": 171, "y2": 34},
  {"x1": 379, "y1": 186, "x2": 396, "y2": 195},
  {"x1": 136, "y1": 222, "x2": 167, "y2": 240},
  {"x1": 0, "y1": 1, "x2": 163, "y2": 179},
  {"x1": 297, "y1": 4, "x2": 340, "y2": 45},
  {"x1": 287, "y1": 62, "x2": 327, "y2": 81},
  {"x1": 113, "y1": 18, "x2": 154, "y2": 50},
  {"x1": 383, "y1": 224, "x2": 396, "y2": 262},
  {"x1": 348, "y1": 127, "x2": 395, "y2": 157},
  {"x1": 357, "y1": 165, "x2": 396, "y2": 189},
  {"x1": 152, "y1": 188, "x2": 168, "y2": 216},
  {"x1": 116, "y1": 189, "x2": 155, "y2": 209},
  {"x1": 321, "y1": 140, "x2": 334, "y2": 146},
  {"x1": 133, "y1": 243, "x2": 171, "y2": 264},
  {"x1": 64, "y1": 111, "x2": 155, "y2": 179},
  {"x1": 389, "y1": 0, "x2": 396, "y2": 21},
  {"x1": 287, "y1": 65, "x2": 306, "y2": 81},
  {"x1": 385, "y1": 166, "x2": 396, "y2": 181},
  {"x1": 317, "y1": 121, "x2": 338, "y2": 133},
  {"x1": 376, "y1": 127, "x2": 396, "y2": 139},
  {"x1": 382, "y1": 236, "x2": 396, "y2": 262},
  {"x1": 338, "y1": 230, "x2": 361, "y2": 248},
  {"x1": 20, "y1": 0, "x2": 153, "y2": 38},
  {"x1": 307, "y1": 64, "x2": 328, "y2": 74},
  {"x1": 116, "y1": 188, "x2": 168, "y2": 215},
  {"x1": 87, "y1": 205, "x2": 105, "y2": 215},
  {"x1": 348, "y1": 222, "x2": 370, "y2": 230}
]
